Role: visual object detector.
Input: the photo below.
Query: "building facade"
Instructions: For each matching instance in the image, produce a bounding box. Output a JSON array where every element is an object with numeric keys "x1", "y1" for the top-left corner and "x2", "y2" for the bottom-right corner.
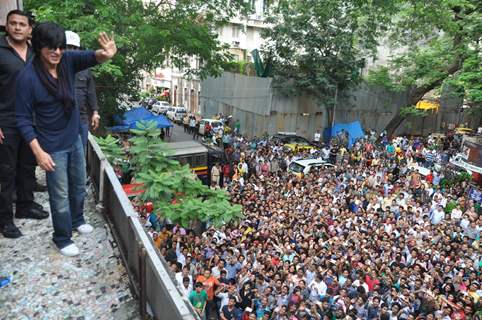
[{"x1": 141, "y1": 0, "x2": 269, "y2": 114}]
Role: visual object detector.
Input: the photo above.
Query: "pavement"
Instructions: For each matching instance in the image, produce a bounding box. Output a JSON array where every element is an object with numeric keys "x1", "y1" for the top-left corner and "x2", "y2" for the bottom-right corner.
[
  {"x1": 164, "y1": 121, "x2": 195, "y2": 143},
  {"x1": 0, "y1": 171, "x2": 139, "y2": 320}
]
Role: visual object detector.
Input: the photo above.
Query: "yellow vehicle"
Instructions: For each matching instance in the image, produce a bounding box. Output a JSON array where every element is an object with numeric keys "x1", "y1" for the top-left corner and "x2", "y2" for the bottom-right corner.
[
  {"x1": 271, "y1": 133, "x2": 316, "y2": 152},
  {"x1": 455, "y1": 127, "x2": 473, "y2": 135}
]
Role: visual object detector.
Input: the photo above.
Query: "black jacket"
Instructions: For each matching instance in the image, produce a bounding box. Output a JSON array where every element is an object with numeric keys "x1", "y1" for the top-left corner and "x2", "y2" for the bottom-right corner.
[
  {"x1": 75, "y1": 68, "x2": 98, "y2": 123},
  {"x1": 0, "y1": 35, "x2": 34, "y2": 128}
]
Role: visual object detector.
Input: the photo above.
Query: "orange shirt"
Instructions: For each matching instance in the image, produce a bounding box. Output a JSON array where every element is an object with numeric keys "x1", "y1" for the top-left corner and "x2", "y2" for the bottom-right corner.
[
  {"x1": 196, "y1": 275, "x2": 219, "y2": 300},
  {"x1": 153, "y1": 237, "x2": 161, "y2": 249}
]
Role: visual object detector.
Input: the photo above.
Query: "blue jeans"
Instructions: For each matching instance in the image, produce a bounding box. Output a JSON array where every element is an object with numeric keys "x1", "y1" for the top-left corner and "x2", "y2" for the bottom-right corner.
[
  {"x1": 46, "y1": 136, "x2": 86, "y2": 249},
  {"x1": 79, "y1": 122, "x2": 89, "y2": 153}
]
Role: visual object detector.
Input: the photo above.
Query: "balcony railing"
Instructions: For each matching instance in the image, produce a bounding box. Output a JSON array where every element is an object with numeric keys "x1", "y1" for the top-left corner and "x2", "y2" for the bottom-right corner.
[{"x1": 86, "y1": 133, "x2": 198, "y2": 320}]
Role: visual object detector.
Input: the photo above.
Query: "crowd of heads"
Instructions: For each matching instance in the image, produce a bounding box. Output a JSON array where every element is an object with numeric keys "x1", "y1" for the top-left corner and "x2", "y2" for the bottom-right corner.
[{"x1": 149, "y1": 129, "x2": 481, "y2": 320}]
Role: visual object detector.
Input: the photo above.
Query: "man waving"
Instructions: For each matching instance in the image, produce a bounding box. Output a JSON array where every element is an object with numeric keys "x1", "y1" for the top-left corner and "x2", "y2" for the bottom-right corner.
[{"x1": 15, "y1": 22, "x2": 117, "y2": 256}]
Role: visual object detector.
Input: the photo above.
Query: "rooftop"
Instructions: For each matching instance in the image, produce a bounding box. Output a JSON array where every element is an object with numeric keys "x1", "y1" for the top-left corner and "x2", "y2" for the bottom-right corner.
[{"x1": 0, "y1": 173, "x2": 139, "y2": 320}]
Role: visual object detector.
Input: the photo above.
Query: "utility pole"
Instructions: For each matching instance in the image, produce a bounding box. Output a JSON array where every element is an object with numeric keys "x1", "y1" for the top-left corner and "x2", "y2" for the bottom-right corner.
[{"x1": 332, "y1": 85, "x2": 338, "y2": 127}]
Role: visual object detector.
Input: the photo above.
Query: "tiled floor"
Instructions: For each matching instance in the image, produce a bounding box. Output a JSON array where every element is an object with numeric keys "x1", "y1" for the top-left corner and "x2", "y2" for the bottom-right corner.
[{"x1": 0, "y1": 178, "x2": 139, "y2": 320}]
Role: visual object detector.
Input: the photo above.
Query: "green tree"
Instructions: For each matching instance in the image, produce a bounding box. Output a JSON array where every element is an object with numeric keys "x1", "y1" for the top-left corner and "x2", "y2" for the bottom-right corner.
[
  {"x1": 261, "y1": 0, "x2": 395, "y2": 122},
  {"x1": 367, "y1": 0, "x2": 482, "y2": 134},
  {"x1": 25, "y1": 0, "x2": 249, "y2": 126},
  {"x1": 125, "y1": 121, "x2": 243, "y2": 228},
  {"x1": 94, "y1": 134, "x2": 124, "y2": 165}
]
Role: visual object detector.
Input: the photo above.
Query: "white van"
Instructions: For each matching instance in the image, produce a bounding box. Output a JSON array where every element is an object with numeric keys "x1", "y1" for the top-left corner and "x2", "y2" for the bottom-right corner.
[
  {"x1": 151, "y1": 101, "x2": 171, "y2": 115},
  {"x1": 288, "y1": 158, "x2": 334, "y2": 177},
  {"x1": 167, "y1": 107, "x2": 185, "y2": 121},
  {"x1": 199, "y1": 119, "x2": 224, "y2": 136}
]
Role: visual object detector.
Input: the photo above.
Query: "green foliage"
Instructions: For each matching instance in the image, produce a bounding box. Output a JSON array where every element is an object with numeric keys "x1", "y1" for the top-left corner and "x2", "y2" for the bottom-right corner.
[
  {"x1": 222, "y1": 60, "x2": 256, "y2": 76},
  {"x1": 124, "y1": 120, "x2": 243, "y2": 228},
  {"x1": 128, "y1": 120, "x2": 179, "y2": 174},
  {"x1": 399, "y1": 106, "x2": 429, "y2": 118},
  {"x1": 25, "y1": 0, "x2": 249, "y2": 126},
  {"x1": 262, "y1": 0, "x2": 395, "y2": 102},
  {"x1": 447, "y1": 51, "x2": 482, "y2": 115},
  {"x1": 440, "y1": 171, "x2": 472, "y2": 189},
  {"x1": 94, "y1": 135, "x2": 125, "y2": 165},
  {"x1": 163, "y1": 195, "x2": 243, "y2": 228},
  {"x1": 367, "y1": 0, "x2": 481, "y2": 114}
]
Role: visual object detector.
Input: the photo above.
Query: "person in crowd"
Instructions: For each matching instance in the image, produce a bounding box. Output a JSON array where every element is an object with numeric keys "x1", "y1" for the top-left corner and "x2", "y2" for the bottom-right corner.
[
  {"x1": 139, "y1": 123, "x2": 480, "y2": 319},
  {"x1": 15, "y1": 22, "x2": 117, "y2": 256},
  {"x1": 0, "y1": 10, "x2": 49, "y2": 239},
  {"x1": 211, "y1": 163, "x2": 221, "y2": 187},
  {"x1": 190, "y1": 282, "x2": 208, "y2": 319},
  {"x1": 65, "y1": 30, "x2": 99, "y2": 151}
]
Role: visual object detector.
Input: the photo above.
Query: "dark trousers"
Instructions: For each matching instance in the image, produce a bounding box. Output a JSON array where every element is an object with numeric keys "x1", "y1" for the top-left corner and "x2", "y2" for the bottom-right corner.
[
  {"x1": 0, "y1": 128, "x2": 36, "y2": 226},
  {"x1": 79, "y1": 121, "x2": 89, "y2": 153}
]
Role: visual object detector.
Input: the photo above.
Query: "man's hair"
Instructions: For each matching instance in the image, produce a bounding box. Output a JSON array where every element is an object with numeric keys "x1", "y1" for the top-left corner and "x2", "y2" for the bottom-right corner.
[
  {"x1": 32, "y1": 22, "x2": 66, "y2": 55},
  {"x1": 6, "y1": 10, "x2": 34, "y2": 26},
  {"x1": 31, "y1": 22, "x2": 73, "y2": 114}
]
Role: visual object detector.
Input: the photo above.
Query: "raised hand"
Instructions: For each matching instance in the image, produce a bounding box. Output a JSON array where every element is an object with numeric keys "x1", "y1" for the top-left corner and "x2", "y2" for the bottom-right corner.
[{"x1": 97, "y1": 32, "x2": 117, "y2": 60}]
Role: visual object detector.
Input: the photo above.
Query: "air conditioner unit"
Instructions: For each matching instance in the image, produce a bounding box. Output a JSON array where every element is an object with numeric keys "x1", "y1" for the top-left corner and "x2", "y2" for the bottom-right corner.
[{"x1": 232, "y1": 41, "x2": 240, "y2": 48}]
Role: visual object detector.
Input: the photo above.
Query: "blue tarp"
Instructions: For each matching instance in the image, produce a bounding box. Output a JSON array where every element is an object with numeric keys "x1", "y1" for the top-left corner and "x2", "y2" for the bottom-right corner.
[
  {"x1": 108, "y1": 107, "x2": 173, "y2": 132},
  {"x1": 323, "y1": 121, "x2": 365, "y2": 148}
]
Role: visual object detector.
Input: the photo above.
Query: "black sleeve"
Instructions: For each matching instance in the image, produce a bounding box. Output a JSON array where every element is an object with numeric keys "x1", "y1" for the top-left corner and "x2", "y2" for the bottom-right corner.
[{"x1": 86, "y1": 70, "x2": 98, "y2": 112}]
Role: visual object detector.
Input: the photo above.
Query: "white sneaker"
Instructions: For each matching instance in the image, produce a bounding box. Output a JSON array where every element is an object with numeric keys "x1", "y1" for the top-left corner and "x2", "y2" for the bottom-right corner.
[
  {"x1": 76, "y1": 224, "x2": 93, "y2": 234},
  {"x1": 59, "y1": 244, "x2": 80, "y2": 256}
]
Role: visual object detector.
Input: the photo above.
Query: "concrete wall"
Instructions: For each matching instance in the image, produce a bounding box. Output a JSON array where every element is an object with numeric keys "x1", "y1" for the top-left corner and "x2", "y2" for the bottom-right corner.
[
  {"x1": 201, "y1": 72, "x2": 469, "y2": 139},
  {"x1": 201, "y1": 72, "x2": 329, "y2": 138}
]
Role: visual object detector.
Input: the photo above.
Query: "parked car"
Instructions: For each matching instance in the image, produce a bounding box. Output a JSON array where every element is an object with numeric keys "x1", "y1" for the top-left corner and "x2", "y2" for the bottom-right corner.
[
  {"x1": 143, "y1": 98, "x2": 157, "y2": 110},
  {"x1": 167, "y1": 106, "x2": 187, "y2": 122},
  {"x1": 271, "y1": 132, "x2": 316, "y2": 152},
  {"x1": 288, "y1": 158, "x2": 334, "y2": 177},
  {"x1": 152, "y1": 101, "x2": 171, "y2": 115},
  {"x1": 174, "y1": 108, "x2": 187, "y2": 124},
  {"x1": 199, "y1": 119, "x2": 224, "y2": 136}
]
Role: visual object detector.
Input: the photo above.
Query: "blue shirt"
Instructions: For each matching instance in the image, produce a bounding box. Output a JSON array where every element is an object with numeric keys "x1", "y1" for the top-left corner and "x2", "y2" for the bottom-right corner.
[
  {"x1": 225, "y1": 262, "x2": 241, "y2": 280},
  {"x1": 16, "y1": 50, "x2": 97, "y2": 153}
]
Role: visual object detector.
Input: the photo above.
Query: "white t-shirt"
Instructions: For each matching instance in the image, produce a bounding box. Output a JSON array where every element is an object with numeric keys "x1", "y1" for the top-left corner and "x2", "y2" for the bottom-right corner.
[
  {"x1": 308, "y1": 279, "x2": 327, "y2": 299},
  {"x1": 314, "y1": 132, "x2": 321, "y2": 142},
  {"x1": 451, "y1": 208, "x2": 463, "y2": 220},
  {"x1": 217, "y1": 291, "x2": 230, "y2": 311}
]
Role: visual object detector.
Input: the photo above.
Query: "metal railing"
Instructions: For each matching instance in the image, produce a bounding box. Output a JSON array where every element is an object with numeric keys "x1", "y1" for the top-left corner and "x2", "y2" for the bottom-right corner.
[{"x1": 86, "y1": 133, "x2": 198, "y2": 320}]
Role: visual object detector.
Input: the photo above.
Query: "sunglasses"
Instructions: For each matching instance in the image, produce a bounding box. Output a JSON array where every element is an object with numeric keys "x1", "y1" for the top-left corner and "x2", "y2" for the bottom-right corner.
[{"x1": 47, "y1": 45, "x2": 66, "y2": 51}]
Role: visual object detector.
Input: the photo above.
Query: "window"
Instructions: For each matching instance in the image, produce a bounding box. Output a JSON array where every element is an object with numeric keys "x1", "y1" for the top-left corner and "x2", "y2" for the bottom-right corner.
[
  {"x1": 195, "y1": 155, "x2": 207, "y2": 167},
  {"x1": 263, "y1": 0, "x2": 270, "y2": 13},
  {"x1": 178, "y1": 156, "x2": 191, "y2": 166},
  {"x1": 251, "y1": 0, "x2": 256, "y2": 10},
  {"x1": 232, "y1": 24, "x2": 241, "y2": 38},
  {"x1": 247, "y1": 27, "x2": 254, "y2": 41}
]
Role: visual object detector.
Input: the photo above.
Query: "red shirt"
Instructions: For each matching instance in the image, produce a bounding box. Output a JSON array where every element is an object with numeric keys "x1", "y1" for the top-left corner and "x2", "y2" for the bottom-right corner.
[
  {"x1": 365, "y1": 275, "x2": 380, "y2": 292},
  {"x1": 223, "y1": 164, "x2": 231, "y2": 176}
]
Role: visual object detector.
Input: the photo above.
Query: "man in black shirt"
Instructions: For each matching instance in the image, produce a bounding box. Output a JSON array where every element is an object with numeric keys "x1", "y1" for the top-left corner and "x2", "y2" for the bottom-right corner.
[
  {"x1": 65, "y1": 30, "x2": 99, "y2": 151},
  {"x1": 0, "y1": 10, "x2": 48, "y2": 239}
]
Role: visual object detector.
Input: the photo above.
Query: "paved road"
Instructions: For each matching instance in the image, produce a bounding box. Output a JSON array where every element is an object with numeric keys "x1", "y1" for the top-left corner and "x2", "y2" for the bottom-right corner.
[{"x1": 165, "y1": 122, "x2": 195, "y2": 143}]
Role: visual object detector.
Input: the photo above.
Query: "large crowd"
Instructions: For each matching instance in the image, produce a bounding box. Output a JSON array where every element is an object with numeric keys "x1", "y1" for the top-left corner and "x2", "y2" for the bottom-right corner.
[{"x1": 148, "y1": 127, "x2": 481, "y2": 320}]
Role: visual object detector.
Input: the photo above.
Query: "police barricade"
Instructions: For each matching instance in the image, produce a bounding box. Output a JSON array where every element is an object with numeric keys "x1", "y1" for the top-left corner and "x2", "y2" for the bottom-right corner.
[{"x1": 87, "y1": 133, "x2": 198, "y2": 320}]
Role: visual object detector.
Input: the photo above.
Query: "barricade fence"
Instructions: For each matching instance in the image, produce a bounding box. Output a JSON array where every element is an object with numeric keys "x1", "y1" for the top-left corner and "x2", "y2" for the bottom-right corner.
[{"x1": 87, "y1": 133, "x2": 198, "y2": 320}]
